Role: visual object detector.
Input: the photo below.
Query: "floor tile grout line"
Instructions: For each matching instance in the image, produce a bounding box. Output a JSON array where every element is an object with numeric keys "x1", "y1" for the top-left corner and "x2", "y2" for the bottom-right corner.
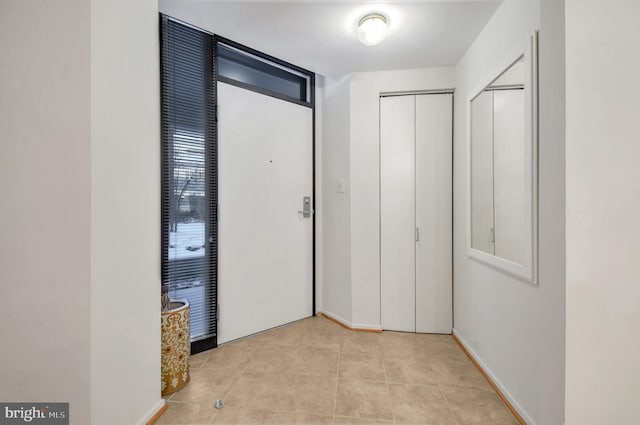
[
  {"x1": 216, "y1": 342, "x2": 258, "y2": 407},
  {"x1": 386, "y1": 380, "x2": 441, "y2": 388},
  {"x1": 381, "y1": 346, "x2": 398, "y2": 425},
  {"x1": 333, "y1": 342, "x2": 341, "y2": 420},
  {"x1": 214, "y1": 404, "x2": 339, "y2": 419},
  {"x1": 437, "y1": 384, "x2": 463, "y2": 425},
  {"x1": 334, "y1": 415, "x2": 396, "y2": 424},
  {"x1": 164, "y1": 400, "x2": 212, "y2": 405},
  {"x1": 206, "y1": 405, "x2": 217, "y2": 425},
  {"x1": 336, "y1": 377, "x2": 392, "y2": 385}
]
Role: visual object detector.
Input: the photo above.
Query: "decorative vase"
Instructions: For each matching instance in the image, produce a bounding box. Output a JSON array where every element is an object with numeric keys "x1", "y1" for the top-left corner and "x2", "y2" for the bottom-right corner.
[{"x1": 161, "y1": 299, "x2": 190, "y2": 396}]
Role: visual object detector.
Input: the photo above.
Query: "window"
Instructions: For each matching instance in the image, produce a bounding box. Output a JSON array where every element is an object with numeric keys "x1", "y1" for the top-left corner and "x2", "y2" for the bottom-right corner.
[
  {"x1": 160, "y1": 16, "x2": 217, "y2": 352},
  {"x1": 217, "y1": 40, "x2": 312, "y2": 105}
]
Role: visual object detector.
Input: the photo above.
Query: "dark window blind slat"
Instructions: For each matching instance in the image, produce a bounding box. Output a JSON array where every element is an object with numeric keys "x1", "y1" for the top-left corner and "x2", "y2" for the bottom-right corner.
[{"x1": 160, "y1": 16, "x2": 217, "y2": 346}]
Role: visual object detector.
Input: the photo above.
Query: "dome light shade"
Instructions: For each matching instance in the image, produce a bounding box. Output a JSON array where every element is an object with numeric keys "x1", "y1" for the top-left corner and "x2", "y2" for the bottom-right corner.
[{"x1": 357, "y1": 13, "x2": 389, "y2": 46}]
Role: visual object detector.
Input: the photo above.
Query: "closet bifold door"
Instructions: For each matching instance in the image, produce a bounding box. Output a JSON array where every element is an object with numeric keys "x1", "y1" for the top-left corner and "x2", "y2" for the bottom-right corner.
[
  {"x1": 415, "y1": 94, "x2": 452, "y2": 334},
  {"x1": 380, "y1": 95, "x2": 416, "y2": 332},
  {"x1": 380, "y1": 93, "x2": 452, "y2": 334}
]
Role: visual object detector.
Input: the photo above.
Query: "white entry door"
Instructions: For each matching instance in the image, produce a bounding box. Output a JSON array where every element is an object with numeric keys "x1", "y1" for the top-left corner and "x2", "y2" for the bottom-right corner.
[
  {"x1": 380, "y1": 93, "x2": 452, "y2": 334},
  {"x1": 217, "y1": 82, "x2": 313, "y2": 344}
]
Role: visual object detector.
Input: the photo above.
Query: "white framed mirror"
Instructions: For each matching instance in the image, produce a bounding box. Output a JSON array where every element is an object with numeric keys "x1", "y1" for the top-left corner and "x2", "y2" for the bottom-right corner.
[{"x1": 467, "y1": 32, "x2": 538, "y2": 283}]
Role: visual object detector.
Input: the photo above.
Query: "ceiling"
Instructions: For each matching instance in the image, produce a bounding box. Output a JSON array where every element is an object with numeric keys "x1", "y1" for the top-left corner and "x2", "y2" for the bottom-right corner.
[{"x1": 159, "y1": 0, "x2": 502, "y2": 80}]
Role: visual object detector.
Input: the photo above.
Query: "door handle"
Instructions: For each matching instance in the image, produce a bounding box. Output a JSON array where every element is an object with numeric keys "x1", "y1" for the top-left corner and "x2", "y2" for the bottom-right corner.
[{"x1": 298, "y1": 196, "x2": 311, "y2": 218}]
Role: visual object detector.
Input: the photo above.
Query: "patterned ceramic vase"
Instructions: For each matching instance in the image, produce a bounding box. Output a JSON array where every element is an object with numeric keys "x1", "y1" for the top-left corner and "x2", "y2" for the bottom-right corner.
[{"x1": 161, "y1": 300, "x2": 190, "y2": 396}]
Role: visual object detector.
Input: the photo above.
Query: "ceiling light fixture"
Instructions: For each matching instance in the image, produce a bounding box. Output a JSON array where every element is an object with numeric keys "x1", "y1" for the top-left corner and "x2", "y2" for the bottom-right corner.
[{"x1": 357, "y1": 13, "x2": 389, "y2": 47}]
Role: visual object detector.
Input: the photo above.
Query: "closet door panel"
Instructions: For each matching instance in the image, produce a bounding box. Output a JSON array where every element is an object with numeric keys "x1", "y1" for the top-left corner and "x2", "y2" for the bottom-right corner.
[
  {"x1": 380, "y1": 95, "x2": 416, "y2": 332},
  {"x1": 415, "y1": 94, "x2": 453, "y2": 334}
]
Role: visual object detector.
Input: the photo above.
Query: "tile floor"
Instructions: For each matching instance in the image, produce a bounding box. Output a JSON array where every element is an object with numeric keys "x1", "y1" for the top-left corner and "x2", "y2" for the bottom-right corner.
[{"x1": 159, "y1": 316, "x2": 518, "y2": 425}]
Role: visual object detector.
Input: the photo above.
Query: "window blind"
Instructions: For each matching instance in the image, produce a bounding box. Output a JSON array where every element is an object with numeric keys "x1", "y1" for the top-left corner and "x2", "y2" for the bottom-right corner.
[{"x1": 160, "y1": 16, "x2": 217, "y2": 350}]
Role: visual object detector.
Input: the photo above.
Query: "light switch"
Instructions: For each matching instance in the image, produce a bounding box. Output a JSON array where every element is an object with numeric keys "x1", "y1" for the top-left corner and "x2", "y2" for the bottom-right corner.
[{"x1": 337, "y1": 179, "x2": 345, "y2": 194}]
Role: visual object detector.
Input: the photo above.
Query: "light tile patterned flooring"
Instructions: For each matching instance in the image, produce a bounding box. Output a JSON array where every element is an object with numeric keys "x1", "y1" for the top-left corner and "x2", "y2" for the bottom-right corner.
[{"x1": 159, "y1": 316, "x2": 518, "y2": 425}]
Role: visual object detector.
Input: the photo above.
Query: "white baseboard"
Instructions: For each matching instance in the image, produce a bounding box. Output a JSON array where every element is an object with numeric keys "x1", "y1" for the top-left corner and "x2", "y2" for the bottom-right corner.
[
  {"x1": 319, "y1": 310, "x2": 382, "y2": 332},
  {"x1": 352, "y1": 322, "x2": 383, "y2": 331},
  {"x1": 136, "y1": 399, "x2": 165, "y2": 425},
  {"x1": 452, "y1": 329, "x2": 536, "y2": 425},
  {"x1": 319, "y1": 309, "x2": 352, "y2": 327}
]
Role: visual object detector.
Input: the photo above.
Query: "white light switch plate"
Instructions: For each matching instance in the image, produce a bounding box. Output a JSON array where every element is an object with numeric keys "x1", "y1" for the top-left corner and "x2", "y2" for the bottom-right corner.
[{"x1": 337, "y1": 179, "x2": 345, "y2": 193}]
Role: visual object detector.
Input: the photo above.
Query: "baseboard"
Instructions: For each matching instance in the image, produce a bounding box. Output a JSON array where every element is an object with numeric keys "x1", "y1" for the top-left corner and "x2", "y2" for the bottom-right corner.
[
  {"x1": 351, "y1": 322, "x2": 383, "y2": 332},
  {"x1": 452, "y1": 329, "x2": 534, "y2": 425},
  {"x1": 137, "y1": 399, "x2": 166, "y2": 425},
  {"x1": 318, "y1": 310, "x2": 352, "y2": 330},
  {"x1": 318, "y1": 311, "x2": 382, "y2": 333}
]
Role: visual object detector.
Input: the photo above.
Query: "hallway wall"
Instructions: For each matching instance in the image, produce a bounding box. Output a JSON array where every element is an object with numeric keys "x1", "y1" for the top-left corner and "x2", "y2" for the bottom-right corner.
[
  {"x1": 0, "y1": 2, "x2": 91, "y2": 423},
  {"x1": 565, "y1": 0, "x2": 640, "y2": 423},
  {"x1": 90, "y1": 0, "x2": 162, "y2": 423},
  {"x1": 0, "y1": 1, "x2": 162, "y2": 424},
  {"x1": 452, "y1": 0, "x2": 565, "y2": 423},
  {"x1": 321, "y1": 76, "x2": 353, "y2": 324}
]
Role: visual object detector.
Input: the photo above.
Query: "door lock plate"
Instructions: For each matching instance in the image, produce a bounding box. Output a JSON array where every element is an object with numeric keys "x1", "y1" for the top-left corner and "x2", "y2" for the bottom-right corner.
[{"x1": 299, "y1": 196, "x2": 311, "y2": 218}]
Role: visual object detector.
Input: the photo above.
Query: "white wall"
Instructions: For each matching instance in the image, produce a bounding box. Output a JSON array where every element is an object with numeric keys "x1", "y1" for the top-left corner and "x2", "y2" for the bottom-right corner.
[
  {"x1": 90, "y1": 0, "x2": 162, "y2": 424},
  {"x1": 0, "y1": 2, "x2": 91, "y2": 424},
  {"x1": 565, "y1": 0, "x2": 640, "y2": 423},
  {"x1": 349, "y1": 68, "x2": 455, "y2": 328},
  {"x1": 321, "y1": 76, "x2": 353, "y2": 324},
  {"x1": 0, "y1": 0, "x2": 161, "y2": 422},
  {"x1": 453, "y1": 0, "x2": 565, "y2": 424},
  {"x1": 537, "y1": 0, "x2": 566, "y2": 421}
]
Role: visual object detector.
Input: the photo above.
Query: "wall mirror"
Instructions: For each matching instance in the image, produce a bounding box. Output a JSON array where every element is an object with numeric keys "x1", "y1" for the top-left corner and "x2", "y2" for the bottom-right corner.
[{"x1": 468, "y1": 32, "x2": 538, "y2": 283}]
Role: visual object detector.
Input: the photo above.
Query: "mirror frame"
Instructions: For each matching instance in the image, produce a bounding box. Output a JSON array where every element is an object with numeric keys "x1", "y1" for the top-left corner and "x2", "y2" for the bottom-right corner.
[{"x1": 466, "y1": 32, "x2": 539, "y2": 284}]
